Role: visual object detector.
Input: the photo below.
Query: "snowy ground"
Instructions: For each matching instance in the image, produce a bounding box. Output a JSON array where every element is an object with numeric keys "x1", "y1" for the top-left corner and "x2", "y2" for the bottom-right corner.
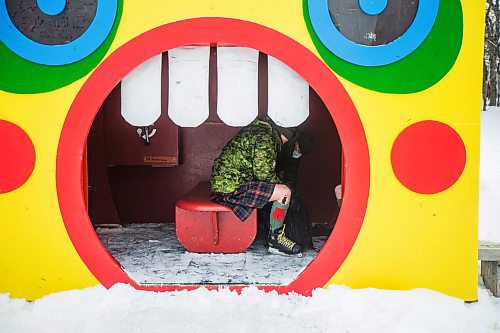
[
  {"x1": 1, "y1": 284, "x2": 499, "y2": 333},
  {"x1": 0, "y1": 108, "x2": 499, "y2": 333},
  {"x1": 96, "y1": 223, "x2": 326, "y2": 285}
]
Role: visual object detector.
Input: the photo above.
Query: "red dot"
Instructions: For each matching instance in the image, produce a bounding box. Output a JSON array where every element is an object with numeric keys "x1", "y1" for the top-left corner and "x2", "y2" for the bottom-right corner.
[
  {"x1": 391, "y1": 121, "x2": 466, "y2": 194},
  {"x1": 0, "y1": 120, "x2": 36, "y2": 193}
]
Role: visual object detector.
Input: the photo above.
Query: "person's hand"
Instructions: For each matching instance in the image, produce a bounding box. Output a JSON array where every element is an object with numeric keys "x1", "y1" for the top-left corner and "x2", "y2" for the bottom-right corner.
[
  {"x1": 334, "y1": 184, "x2": 342, "y2": 200},
  {"x1": 335, "y1": 184, "x2": 342, "y2": 207}
]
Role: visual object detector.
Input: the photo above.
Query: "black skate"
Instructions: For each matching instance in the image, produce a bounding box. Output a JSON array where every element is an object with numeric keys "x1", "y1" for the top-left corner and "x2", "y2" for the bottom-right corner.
[{"x1": 267, "y1": 226, "x2": 303, "y2": 257}]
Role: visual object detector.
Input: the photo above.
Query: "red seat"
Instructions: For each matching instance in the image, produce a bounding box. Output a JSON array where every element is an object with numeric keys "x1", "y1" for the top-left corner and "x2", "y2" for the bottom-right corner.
[{"x1": 175, "y1": 182, "x2": 257, "y2": 253}]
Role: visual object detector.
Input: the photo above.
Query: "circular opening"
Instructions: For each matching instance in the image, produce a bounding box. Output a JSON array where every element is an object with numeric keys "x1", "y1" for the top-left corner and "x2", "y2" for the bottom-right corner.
[
  {"x1": 88, "y1": 47, "x2": 343, "y2": 286},
  {"x1": 57, "y1": 17, "x2": 370, "y2": 294}
]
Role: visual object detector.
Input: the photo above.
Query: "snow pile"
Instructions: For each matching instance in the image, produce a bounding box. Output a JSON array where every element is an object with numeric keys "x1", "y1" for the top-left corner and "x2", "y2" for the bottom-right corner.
[
  {"x1": 479, "y1": 106, "x2": 500, "y2": 242},
  {"x1": 0, "y1": 284, "x2": 499, "y2": 333}
]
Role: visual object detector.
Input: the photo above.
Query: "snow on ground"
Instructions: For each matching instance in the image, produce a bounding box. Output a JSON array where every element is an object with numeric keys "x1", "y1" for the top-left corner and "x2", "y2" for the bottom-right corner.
[
  {"x1": 479, "y1": 106, "x2": 500, "y2": 243},
  {"x1": 0, "y1": 284, "x2": 499, "y2": 333},
  {"x1": 96, "y1": 223, "x2": 326, "y2": 285},
  {"x1": 0, "y1": 108, "x2": 499, "y2": 333}
]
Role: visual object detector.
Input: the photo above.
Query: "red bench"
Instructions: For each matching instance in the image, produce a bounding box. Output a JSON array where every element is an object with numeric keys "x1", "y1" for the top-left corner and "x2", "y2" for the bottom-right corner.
[{"x1": 175, "y1": 182, "x2": 257, "y2": 253}]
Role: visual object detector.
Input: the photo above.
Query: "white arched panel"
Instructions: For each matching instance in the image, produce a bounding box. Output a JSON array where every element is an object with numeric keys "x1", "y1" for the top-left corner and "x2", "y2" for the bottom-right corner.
[
  {"x1": 268, "y1": 55, "x2": 309, "y2": 127},
  {"x1": 217, "y1": 47, "x2": 259, "y2": 127},
  {"x1": 121, "y1": 54, "x2": 162, "y2": 127},
  {"x1": 168, "y1": 46, "x2": 210, "y2": 127}
]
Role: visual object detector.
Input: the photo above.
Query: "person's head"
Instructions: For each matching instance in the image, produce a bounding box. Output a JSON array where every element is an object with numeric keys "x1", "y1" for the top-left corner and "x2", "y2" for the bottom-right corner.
[
  {"x1": 265, "y1": 117, "x2": 296, "y2": 142},
  {"x1": 265, "y1": 116, "x2": 314, "y2": 154},
  {"x1": 283, "y1": 130, "x2": 314, "y2": 156},
  {"x1": 276, "y1": 127, "x2": 295, "y2": 144},
  {"x1": 295, "y1": 131, "x2": 314, "y2": 155}
]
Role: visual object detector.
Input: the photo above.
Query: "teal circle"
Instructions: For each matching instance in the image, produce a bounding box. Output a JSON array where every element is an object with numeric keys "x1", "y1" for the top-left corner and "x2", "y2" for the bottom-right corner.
[
  {"x1": 359, "y1": 0, "x2": 388, "y2": 15},
  {"x1": 36, "y1": 0, "x2": 66, "y2": 16}
]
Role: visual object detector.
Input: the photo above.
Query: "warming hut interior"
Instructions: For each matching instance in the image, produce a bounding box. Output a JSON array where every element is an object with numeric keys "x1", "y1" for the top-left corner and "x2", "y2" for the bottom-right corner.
[{"x1": 86, "y1": 46, "x2": 342, "y2": 286}]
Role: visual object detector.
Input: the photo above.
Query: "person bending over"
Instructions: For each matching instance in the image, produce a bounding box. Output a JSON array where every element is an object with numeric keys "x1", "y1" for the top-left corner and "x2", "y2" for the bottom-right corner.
[{"x1": 210, "y1": 117, "x2": 302, "y2": 255}]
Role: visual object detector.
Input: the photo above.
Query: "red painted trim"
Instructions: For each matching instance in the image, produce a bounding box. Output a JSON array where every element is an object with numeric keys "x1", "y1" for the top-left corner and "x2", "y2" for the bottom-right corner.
[
  {"x1": 82, "y1": 145, "x2": 88, "y2": 210},
  {"x1": 56, "y1": 17, "x2": 370, "y2": 295},
  {"x1": 341, "y1": 149, "x2": 346, "y2": 198}
]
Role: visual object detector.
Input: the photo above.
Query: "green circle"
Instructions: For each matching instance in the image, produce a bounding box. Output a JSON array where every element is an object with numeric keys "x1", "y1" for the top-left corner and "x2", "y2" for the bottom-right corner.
[
  {"x1": 0, "y1": 0, "x2": 123, "y2": 94},
  {"x1": 303, "y1": 0, "x2": 463, "y2": 94}
]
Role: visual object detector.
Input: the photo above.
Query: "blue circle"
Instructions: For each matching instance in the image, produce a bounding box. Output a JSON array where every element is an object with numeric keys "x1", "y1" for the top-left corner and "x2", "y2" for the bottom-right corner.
[
  {"x1": 307, "y1": 0, "x2": 440, "y2": 66},
  {"x1": 0, "y1": 0, "x2": 117, "y2": 66},
  {"x1": 359, "y1": 0, "x2": 388, "y2": 16},
  {"x1": 37, "y1": 0, "x2": 66, "y2": 16}
]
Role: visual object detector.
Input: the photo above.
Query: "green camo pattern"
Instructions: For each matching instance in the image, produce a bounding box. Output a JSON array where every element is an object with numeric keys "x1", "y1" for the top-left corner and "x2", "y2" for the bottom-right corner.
[{"x1": 211, "y1": 119, "x2": 283, "y2": 193}]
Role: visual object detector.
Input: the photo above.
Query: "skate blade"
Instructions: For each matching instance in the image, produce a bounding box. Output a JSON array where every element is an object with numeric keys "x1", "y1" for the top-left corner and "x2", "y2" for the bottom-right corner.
[{"x1": 267, "y1": 247, "x2": 303, "y2": 257}]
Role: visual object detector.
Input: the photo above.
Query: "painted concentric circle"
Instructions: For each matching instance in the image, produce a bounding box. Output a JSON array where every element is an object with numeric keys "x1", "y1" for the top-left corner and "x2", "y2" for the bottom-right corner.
[
  {"x1": 0, "y1": 0, "x2": 122, "y2": 94},
  {"x1": 308, "y1": 0, "x2": 438, "y2": 66},
  {"x1": 303, "y1": 0, "x2": 463, "y2": 93},
  {"x1": 0, "y1": 0, "x2": 117, "y2": 65},
  {"x1": 329, "y1": 0, "x2": 418, "y2": 46},
  {"x1": 6, "y1": 0, "x2": 97, "y2": 45}
]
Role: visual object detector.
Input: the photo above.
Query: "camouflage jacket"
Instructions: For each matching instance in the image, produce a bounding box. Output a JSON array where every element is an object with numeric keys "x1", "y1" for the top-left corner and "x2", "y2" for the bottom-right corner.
[{"x1": 210, "y1": 119, "x2": 283, "y2": 193}]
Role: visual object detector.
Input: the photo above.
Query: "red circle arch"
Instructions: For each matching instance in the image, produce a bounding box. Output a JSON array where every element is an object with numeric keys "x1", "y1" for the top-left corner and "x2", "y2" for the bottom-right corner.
[{"x1": 57, "y1": 17, "x2": 370, "y2": 295}]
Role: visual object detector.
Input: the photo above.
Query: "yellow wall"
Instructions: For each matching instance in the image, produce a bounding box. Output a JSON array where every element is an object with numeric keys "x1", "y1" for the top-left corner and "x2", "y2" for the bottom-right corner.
[{"x1": 0, "y1": 0, "x2": 485, "y2": 300}]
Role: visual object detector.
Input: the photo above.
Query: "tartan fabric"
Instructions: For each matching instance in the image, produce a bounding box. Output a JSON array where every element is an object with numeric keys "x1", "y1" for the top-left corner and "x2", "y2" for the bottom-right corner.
[{"x1": 211, "y1": 181, "x2": 275, "y2": 222}]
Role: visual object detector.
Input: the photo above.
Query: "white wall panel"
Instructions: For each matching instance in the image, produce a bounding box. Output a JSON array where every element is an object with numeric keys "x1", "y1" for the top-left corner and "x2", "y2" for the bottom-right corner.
[
  {"x1": 217, "y1": 47, "x2": 259, "y2": 127},
  {"x1": 268, "y1": 55, "x2": 309, "y2": 127},
  {"x1": 168, "y1": 46, "x2": 210, "y2": 127},
  {"x1": 121, "y1": 54, "x2": 162, "y2": 127}
]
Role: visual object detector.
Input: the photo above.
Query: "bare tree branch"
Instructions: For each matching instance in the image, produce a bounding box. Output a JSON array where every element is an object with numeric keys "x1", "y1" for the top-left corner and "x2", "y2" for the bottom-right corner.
[{"x1": 483, "y1": 0, "x2": 500, "y2": 108}]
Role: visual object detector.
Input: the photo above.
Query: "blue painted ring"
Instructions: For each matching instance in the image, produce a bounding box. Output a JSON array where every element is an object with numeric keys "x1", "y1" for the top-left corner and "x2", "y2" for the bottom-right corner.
[
  {"x1": 0, "y1": 0, "x2": 117, "y2": 66},
  {"x1": 307, "y1": 0, "x2": 439, "y2": 66}
]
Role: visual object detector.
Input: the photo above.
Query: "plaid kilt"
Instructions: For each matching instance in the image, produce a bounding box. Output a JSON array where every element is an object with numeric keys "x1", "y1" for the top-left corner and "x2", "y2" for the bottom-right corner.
[{"x1": 210, "y1": 181, "x2": 275, "y2": 221}]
